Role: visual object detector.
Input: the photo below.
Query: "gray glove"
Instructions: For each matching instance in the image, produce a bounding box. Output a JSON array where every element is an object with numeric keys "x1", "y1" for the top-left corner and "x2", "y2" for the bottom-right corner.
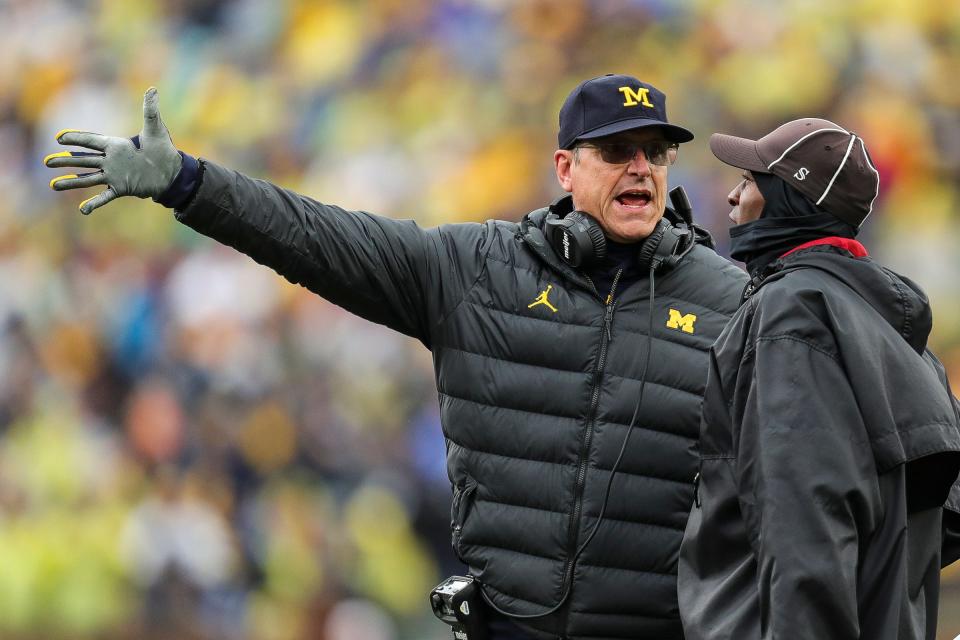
[{"x1": 45, "y1": 87, "x2": 182, "y2": 215}]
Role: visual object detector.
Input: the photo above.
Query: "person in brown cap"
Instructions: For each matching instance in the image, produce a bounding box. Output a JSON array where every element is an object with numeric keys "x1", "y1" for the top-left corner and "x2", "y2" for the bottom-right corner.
[{"x1": 678, "y1": 118, "x2": 960, "y2": 639}]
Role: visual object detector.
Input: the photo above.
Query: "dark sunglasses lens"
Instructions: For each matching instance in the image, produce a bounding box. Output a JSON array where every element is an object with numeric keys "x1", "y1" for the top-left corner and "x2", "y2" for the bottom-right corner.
[
  {"x1": 662, "y1": 145, "x2": 678, "y2": 165},
  {"x1": 646, "y1": 142, "x2": 678, "y2": 166},
  {"x1": 598, "y1": 143, "x2": 635, "y2": 164},
  {"x1": 595, "y1": 142, "x2": 678, "y2": 165}
]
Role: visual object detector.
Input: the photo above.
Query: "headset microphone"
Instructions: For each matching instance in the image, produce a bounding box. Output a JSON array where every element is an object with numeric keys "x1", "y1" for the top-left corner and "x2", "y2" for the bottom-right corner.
[{"x1": 669, "y1": 186, "x2": 693, "y2": 227}]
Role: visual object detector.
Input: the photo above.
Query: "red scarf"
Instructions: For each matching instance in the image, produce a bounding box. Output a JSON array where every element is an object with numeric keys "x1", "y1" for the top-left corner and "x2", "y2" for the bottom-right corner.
[{"x1": 780, "y1": 236, "x2": 868, "y2": 259}]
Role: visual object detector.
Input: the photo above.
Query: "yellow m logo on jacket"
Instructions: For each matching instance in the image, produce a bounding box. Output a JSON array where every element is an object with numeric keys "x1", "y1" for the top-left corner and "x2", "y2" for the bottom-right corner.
[{"x1": 666, "y1": 309, "x2": 697, "y2": 334}]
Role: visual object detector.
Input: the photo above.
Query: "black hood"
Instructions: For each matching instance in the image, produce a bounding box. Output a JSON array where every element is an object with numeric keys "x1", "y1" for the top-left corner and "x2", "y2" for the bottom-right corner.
[{"x1": 730, "y1": 173, "x2": 858, "y2": 277}]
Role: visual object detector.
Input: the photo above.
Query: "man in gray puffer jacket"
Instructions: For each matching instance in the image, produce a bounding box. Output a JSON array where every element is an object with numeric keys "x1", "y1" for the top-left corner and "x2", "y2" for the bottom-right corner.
[{"x1": 46, "y1": 75, "x2": 747, "y2": 639}]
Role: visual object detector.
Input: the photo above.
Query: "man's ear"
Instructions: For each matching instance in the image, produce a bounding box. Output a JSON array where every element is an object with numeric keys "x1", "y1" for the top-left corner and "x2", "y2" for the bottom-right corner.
[{"x1": 554, "y1": 149, "x2": 574, "y2": 193}]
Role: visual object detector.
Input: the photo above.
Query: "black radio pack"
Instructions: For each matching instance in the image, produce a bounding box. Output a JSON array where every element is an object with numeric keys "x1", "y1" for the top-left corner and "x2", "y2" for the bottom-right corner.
[{"x1": 429, "y1": 576, "x2": 488, "y2": 640}]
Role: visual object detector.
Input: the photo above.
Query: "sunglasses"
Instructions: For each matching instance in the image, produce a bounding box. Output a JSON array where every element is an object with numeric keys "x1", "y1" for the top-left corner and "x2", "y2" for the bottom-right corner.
[{"x1": 577, "y1": 140, "x2": 679, "y2": 166}]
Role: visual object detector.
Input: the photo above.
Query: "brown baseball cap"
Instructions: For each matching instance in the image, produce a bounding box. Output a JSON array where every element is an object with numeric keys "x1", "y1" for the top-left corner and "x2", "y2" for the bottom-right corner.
[{"x1": 710, "y1": 118, "x2": 880, "y2": 227}]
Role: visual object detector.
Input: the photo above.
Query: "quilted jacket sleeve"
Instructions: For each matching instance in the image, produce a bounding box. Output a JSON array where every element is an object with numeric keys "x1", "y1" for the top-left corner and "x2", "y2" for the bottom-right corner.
[{"x1": 174, "y1": 160, "x2": 491, "y2": 346}]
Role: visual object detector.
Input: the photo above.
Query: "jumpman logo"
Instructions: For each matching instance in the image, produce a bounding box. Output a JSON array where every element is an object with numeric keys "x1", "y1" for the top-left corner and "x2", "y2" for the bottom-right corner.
[{"x1": 528, "y1": 284, "x2": 558, "y2": 313}]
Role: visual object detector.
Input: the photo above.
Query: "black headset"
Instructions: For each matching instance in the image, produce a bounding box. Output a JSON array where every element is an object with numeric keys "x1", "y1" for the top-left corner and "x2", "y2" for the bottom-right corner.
[{"x1": 544, "y1": 186, "x2": 696, "y2": 271}]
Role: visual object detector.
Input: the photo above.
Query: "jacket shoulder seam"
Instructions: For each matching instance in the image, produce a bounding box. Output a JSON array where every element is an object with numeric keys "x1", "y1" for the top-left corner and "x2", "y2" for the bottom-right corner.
[{"x1": 751, "y1": 334, "x2": 840, "y2": 362}]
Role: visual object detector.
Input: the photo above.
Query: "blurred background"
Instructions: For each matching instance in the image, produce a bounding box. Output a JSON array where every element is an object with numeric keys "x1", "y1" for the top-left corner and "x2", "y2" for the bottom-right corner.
[{"x1": 2, "y1": 0, "x2": 960, "y2": 638}]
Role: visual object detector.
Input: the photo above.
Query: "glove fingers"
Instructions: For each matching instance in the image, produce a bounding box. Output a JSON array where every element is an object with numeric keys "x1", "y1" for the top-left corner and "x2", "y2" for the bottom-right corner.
[
  {"x1": 141, "y1": 87, "x2": 167, "y2": 138},
  {"x1": 56, "y1": 129, "x2": 110, "y2": 152},
  {"x1": 43, "y1": 151, "x2": 104, "y2": 169},
  {"x1": 49, "y1": 171, "x2": 107, "y2": 191},
  {"x1": 79, "y1": 188, "x2": 118, "y2": 215}
]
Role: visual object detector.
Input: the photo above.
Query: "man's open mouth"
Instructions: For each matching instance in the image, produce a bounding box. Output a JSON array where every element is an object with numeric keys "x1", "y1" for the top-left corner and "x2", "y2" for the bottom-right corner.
[{"x1": 616, "y1": 189, "x2": 652, "y2": 207}]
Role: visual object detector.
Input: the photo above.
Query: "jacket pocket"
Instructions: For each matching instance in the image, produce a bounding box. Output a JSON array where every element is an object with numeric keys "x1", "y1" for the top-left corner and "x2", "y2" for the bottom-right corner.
[{"x1": 450, "y1": 476, "x2": 478, "y2": 560}]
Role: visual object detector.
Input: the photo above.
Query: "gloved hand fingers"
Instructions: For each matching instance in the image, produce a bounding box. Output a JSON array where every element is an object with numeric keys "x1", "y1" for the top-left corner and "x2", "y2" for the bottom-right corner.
[
  {"x1": 43, "y1": 151, "x2": 104, "y2": 169},
  {"x1": 141, "y1": 87, "x2": 168, "y2": 139},
  {"x1": 78, "y1": 188, "x2": 118, "y2": 215},
  {"x1": 55, "y1": 129, "x2": 110, "y2": 152},
  {"x1": 49, "y1": 171, "x2": 108, "y2": 191}
]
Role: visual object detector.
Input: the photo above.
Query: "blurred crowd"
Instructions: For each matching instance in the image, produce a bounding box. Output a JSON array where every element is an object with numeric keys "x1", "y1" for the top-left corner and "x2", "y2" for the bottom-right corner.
[{"x1": 2, "y1": 0, "x2": 960, "y2": 638}]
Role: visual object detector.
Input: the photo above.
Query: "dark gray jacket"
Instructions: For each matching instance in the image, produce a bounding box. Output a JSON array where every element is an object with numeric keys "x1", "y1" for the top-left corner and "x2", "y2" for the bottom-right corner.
[
  {"x1": 679, "y1": 244, "x2": 960, "y2": 640},
  {"x1": 175, "y1": 160, "x2": 748, "y2": 639}
]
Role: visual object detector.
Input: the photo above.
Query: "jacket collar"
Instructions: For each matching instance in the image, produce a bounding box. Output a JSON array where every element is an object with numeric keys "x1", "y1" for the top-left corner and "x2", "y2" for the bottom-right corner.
[
  {"x1": 780, "y1": 236, "x2": 868, "y2": 259},
  {"x1": 742, "y1": 238, "x2": 934, "y2": 355},
  {"x1": 742, "y1": 237, "x2": 868, "y2": 303}
]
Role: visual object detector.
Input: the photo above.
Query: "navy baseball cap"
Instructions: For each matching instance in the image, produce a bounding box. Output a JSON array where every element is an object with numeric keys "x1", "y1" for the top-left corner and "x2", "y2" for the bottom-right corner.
[{"x1": 558, "y1": 74, "x2": 694, "y2": 150}]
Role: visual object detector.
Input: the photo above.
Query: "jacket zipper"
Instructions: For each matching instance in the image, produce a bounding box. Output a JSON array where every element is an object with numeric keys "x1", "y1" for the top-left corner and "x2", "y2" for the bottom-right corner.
[
  {"x1": 561, "y1": 268, "x2": 622, "y2": 600},
  {"x1": 693, "y1": 463, "x2": 702, "y2": 508}
]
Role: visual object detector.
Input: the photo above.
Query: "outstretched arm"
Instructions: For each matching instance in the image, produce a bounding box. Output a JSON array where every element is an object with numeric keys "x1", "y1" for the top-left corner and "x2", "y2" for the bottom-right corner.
[
  {"x1": 173, "y1": 159, "x2": 489, "y2": 343},
  {"x1": 45, "y1": 88, "x2": 489, "y2": 344}
]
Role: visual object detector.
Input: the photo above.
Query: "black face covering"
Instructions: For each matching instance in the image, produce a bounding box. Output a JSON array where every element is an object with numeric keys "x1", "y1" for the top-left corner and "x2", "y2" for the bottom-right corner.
[{"x1": 729, "y1": 172, "x2": 859, "y2": 276}]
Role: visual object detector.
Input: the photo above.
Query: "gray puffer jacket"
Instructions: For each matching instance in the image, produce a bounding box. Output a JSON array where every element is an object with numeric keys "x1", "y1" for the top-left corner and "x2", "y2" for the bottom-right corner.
[{"x1": 175, "y1": 160, "x2": 748, "y2": 639}]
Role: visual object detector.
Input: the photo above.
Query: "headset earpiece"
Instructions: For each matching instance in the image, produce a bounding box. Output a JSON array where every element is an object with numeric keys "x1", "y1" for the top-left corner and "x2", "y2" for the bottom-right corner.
[
  {"x1": 637, "y1": 219, "x2": 694, "y2": 272},
  {"x1": 544, "y1": 191, "x2": 696, "y2": 272},
  {"x1": 545, "y1": 210, "x2": 606, "y2": 268},
  {"x1": 636, "y1": 219, "x2": 670, "y2": 270}
]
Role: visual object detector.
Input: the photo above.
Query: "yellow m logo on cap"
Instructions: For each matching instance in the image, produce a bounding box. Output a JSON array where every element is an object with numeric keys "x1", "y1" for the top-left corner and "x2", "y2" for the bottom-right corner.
[
  {"x1": 666, "y1": 309, "x2": 697, "y2": 334},
  {"x1": 619, "y1": 86, "x2": 654, "y2": 108}
]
